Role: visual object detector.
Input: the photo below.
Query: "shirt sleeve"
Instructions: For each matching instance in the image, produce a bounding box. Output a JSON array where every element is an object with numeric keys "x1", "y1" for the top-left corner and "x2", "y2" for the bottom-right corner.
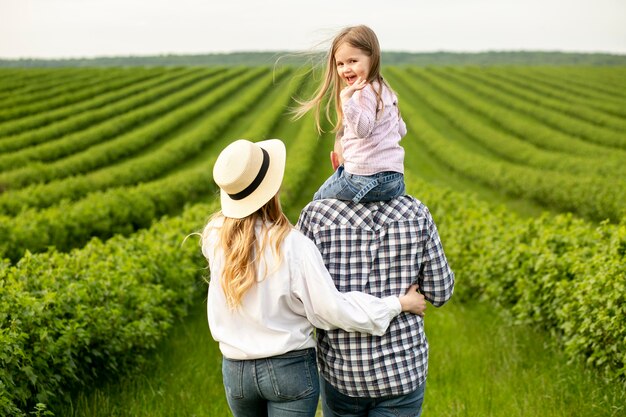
[
  {"x1": 201, "y1": 223, "x2": 217, "y2": 262},
  {"x1": 291, "y1": 237, "x2": 401, "y2": 336},
  {"x1": 295, "y1": 206, "x2": 312, "y2": 238},
  {"x1": 342, "y1": 85, "x2": 378, "y2": 139},
  {"x1": 418, "y1": 211, "x2": 455, "y2": 307}
]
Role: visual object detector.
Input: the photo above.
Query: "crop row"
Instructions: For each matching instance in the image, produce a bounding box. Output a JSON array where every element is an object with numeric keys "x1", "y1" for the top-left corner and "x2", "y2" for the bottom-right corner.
[
  {"x1": 0, "y1": 67, "x2": 249, "y2": 187},
  {"x1": 0, "y1": 67, "x2": 226, "y2": 155},
  {"x1": 385, "y1": 68, "x2": 626, "y2": 179},
  {"x1": 0, "y1": 67, "x2": 190, "y2": 139},
  {"x1": 480, "y1": 68, "x2": 626, "y2": 122},
  {"x1": 0, "y1": 68, "x2": 60, "y2": 96},
  {"x1": 385, "y1": 71, "x2": 625, "y2": 222},
  {"x1": 0, "y1": 68, "x2": 107, "y2": 93},
  {"x1": 533, "y1": 67, "x2": 626, "y2": 100},
  {"x1": 0, "y1": 68, "x2": 301, "y2": 261},
  {"x1": 514, "y1": 67, "x2": 626, "y2": 101},
  {"x1": 430, "y1": 67, "x2": 626, "y2": 150},
  {"x1": 499, "y1": 68, "x2": 626, "y2": 118},
  {"x1": 0, "y1": 68, "x2": 284, "y2": 216},
  {"x1": 409, "y1": 176, "x2": 626, "y2": 382},
  {"x1": 0, "y1": 69, "x2": 159, "y2": 121},
  {"x1": 0, "y1": 68, "x2": 111, "y2": 108},
  {"x1": 406, "y1": 68, "x2": 623, "y2": 160}
]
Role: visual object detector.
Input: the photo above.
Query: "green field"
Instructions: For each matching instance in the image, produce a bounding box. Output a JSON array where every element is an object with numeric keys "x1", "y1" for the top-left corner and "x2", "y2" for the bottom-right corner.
[{"x1": 0, "y1": 65, "x2": 624, "y2": 416}]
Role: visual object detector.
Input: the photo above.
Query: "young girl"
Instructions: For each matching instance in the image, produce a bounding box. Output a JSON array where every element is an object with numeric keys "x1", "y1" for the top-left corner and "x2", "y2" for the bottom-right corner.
[
  {"x1": 201, "y1": 138, "x2": 424, "y2": 416},
  {"x1": 294, "y1": 25, "x2": 407, "y2": 203}
]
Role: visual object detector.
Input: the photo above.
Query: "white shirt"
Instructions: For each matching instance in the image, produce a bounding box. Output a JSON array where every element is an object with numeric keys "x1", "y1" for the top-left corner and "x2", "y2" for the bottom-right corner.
[{"x1": 202, "y1": 219, "x2": 402, "y2": 360}]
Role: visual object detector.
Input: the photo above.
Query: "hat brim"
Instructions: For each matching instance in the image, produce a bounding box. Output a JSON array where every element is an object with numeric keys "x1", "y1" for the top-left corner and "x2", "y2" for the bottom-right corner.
[{"x1": 219, "y1": 139, "x2": 286, "y2": 219}]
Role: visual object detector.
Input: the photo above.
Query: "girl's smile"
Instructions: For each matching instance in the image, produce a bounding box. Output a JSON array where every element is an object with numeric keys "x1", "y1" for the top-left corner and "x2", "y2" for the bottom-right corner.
[{"x1": 335, "y1": 43, "x2": 371, "y2": 85}]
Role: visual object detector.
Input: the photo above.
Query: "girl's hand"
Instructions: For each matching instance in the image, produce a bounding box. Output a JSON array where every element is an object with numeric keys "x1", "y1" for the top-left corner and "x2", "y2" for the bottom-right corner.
[
  {"x1": 340, "y1": 77, "x2": 368, "y2": 104},
  {"x1": 399, "y1": 284, "x2": 427, "y2": 317}
]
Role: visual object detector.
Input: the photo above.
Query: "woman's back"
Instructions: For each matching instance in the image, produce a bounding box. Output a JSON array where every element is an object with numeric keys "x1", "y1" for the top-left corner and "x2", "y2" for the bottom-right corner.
[{"x1": 204, "y1": 220, "x2": 322, "y2": 360}]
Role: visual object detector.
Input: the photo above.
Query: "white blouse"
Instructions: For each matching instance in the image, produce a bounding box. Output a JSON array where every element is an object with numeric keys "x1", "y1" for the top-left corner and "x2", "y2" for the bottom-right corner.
[{"x1": 202, "y1": 220, "x2": 402, "y2": 360}]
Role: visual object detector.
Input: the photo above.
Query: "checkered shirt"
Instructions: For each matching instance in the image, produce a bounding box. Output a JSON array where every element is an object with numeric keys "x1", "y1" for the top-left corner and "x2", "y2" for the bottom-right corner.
[{"x1": 296, "y1": 195, "x2": 454, "y2": 397}]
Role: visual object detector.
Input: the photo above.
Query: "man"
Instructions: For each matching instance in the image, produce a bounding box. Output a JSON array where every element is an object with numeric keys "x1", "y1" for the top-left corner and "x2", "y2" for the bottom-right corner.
[{"x1": 296, "y1": 148, "x2": 454, "y2": 416}]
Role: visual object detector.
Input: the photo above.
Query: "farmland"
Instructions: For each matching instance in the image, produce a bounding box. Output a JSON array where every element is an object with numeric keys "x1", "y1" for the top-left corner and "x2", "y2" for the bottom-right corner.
[{"x1": 0, "y1": 65, "x2": 625, "y2": 416}]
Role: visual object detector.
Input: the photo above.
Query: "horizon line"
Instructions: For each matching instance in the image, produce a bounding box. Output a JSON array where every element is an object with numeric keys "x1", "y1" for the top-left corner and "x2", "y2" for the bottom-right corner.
[{"x1": 2, "y1": 49, "x2": 626, "y2": 62}]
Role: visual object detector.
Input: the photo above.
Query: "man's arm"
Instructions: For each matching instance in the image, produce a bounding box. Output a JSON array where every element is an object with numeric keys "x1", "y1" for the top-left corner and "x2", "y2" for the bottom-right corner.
[{"x1": 418, "y1": 213, "x2": 455, "y2": 307}]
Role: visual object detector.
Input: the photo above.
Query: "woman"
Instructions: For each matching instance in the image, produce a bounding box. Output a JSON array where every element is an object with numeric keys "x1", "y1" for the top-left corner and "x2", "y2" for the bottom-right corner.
[{"x1": 201, "y1": 138, "x2": 425, "y2": 416}]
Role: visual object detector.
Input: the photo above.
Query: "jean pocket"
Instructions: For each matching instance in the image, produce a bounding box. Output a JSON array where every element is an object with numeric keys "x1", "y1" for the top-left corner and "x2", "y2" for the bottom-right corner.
[
  {"x1": 371, "y1": 175, "x2": 405, "y2": 199},
  {"x1": 222, "y1": 358, "x2": 244, "y2": 400},
  {"x1": 267, "y1": 351, "x2": 318, "y2": 400}
]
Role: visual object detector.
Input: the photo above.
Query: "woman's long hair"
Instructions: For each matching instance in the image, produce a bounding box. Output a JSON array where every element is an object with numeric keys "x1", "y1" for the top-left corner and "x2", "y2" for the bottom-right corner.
[
  {"x1": 292, "y1": 25, "x2": 388, "y2": 134},
  {"x1": 203, "y1": 193, "x2": 292, "y2": 309}
]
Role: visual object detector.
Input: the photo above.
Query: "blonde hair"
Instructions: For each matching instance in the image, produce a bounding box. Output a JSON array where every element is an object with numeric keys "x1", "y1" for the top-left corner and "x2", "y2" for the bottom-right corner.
[
  {"x1": 203, "y1": 193, "x2": 292, "y2": 309},
  {"x1": 293, "y1": 25, "x2": 394, "y2": 134}
]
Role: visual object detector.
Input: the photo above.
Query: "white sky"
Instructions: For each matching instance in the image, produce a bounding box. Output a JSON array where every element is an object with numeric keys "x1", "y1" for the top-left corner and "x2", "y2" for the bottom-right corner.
[{"x1": 1, "y1": 0, "x2": 625, "y2": 59}]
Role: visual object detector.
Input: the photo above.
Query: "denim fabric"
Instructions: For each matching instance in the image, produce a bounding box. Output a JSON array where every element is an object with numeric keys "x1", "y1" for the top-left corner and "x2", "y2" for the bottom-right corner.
[
  {"x1": 221, "y1": 348, "x2": 320, "y2": 417},
  {"x1": 313, "y1": 165, "x2": 405, "y2": 203},
  {"x1": 320, "y1": 376, "x2": 425, "y2": 417}
]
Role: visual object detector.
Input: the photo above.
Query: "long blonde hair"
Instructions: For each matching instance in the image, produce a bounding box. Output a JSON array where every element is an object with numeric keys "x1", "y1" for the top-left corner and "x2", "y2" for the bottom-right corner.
[
  {"x1": 203, "y1": 193, "x2": 292, "y2": 309},
  {"x1": 293, "y1": 25, "x2": 391, "y2": 134}
]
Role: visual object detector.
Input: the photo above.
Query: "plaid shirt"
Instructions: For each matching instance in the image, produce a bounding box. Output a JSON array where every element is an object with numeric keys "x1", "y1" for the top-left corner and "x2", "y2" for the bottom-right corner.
[{"x1": 296, "y1": 195, "x2": 454, "y2": 397}]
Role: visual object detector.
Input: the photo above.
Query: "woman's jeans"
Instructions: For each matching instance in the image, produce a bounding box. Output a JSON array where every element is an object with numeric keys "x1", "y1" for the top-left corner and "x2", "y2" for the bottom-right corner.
[
  {"x1": 314, "y1": 165, "x2": 405, "y2": 203},
  {"x1": 221, "y1": 348, "x2": 319, "y2": 417},
  {"x1": 320, "y1": 376, "x2": 425, "y2": 417}
]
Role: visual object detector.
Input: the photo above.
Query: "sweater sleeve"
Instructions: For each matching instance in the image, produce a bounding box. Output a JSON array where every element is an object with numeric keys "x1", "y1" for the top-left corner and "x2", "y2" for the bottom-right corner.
[
  {"x1": 291, "y1": 236, "x2": 401, "y2": 335},
  {"x1": 342, "y1": 85, "x2": 378, "y2": 139}
]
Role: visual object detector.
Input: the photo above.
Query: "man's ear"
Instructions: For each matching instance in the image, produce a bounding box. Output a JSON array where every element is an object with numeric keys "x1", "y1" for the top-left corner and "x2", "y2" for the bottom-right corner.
[{"x1": 330, "y1": 151, "x2": 340, "y2": 170}]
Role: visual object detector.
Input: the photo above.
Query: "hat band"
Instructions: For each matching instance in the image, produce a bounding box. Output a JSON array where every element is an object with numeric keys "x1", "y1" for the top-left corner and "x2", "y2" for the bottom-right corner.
[{"x1": 228, "y1": 148, "x2": 270, "y2": 201}]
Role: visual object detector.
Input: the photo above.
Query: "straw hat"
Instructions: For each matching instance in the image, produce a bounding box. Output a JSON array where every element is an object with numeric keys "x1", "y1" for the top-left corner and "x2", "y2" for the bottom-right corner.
[{"x1": 213, "y1": 139, "x2": 286, "y2": 219}]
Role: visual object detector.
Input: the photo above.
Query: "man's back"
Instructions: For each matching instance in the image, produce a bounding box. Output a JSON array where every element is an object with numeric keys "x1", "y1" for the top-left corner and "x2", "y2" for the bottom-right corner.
[{"x1": 297, "y1": 195, "x2": 454, "y2": 397}]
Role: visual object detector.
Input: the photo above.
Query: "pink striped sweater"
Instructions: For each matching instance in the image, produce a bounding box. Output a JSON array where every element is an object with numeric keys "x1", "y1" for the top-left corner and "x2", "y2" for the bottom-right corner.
[{"x1": 340, "y1": 81, "x2": 406, "y2": 175}]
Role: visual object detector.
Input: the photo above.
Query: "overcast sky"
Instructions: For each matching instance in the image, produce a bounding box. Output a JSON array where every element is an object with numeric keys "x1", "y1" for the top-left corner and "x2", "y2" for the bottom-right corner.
[{"x1": 1, "y1": 0, "x2": 625, "y2": 59}]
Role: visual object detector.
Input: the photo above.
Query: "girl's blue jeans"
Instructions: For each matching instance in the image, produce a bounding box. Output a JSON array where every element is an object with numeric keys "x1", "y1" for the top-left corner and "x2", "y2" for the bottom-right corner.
[
  {"x1": 313, "y1": 165, "x2": 405, "y2": 203},
  {"x1": 221, "y1": 348, "x2": 320, "y2": 417}
]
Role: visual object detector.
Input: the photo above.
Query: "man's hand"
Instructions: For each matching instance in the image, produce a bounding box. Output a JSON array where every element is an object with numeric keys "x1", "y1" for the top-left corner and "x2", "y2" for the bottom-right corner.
[
  {"x1": 399, "y1": 284, "x2": 426, "y2": 317},
  {"x1": 330, "y1": 151, "x2": 341, "y2": 170},
  {"x1": 330, "y1": 138, "x2": 344, "y2": 170}
]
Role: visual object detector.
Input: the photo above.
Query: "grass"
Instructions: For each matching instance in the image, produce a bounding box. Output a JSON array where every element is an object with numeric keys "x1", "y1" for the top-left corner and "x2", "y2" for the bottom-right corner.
[
  {"x1": 425, "y1": 301, "x2": 625, "y2": 417},
  {"x1": 56, "y1": 297, "x2": 229, "y2": 417},
  {"x1": 56, "y1": 296, "x2": 625, "y2": 417}
]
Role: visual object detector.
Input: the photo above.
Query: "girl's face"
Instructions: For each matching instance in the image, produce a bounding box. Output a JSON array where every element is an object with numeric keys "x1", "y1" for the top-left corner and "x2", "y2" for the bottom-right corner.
[{"x1": 334, "y1": 43, "x2": 371, "y2": 86}]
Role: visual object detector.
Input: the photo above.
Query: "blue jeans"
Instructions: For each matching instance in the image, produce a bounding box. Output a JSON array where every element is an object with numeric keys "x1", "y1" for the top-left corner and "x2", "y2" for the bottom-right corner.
[
  {"x1": 221, "y1": 348, "x2": 320, "y2": 417},
  {"x1": 314, "y1": 165, "x2": 405, "y2": 203},
  {"x1": 320, "y1": 377, "x2": 425, "y2": 417}
]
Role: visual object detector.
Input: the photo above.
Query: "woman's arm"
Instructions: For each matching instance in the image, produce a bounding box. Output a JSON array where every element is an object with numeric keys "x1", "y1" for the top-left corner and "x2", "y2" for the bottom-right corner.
[{"x1": 291, "y1": 236, "x2": 425, "y2": 336}]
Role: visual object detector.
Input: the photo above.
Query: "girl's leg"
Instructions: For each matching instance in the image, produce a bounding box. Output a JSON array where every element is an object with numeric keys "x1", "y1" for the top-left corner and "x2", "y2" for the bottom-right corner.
[
  {"x1": 359, "y1": 172, "x2": 405, "y2": 203},
  {"x1": 313, "y1": 165, "x2": 356, "y2": 201}
]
